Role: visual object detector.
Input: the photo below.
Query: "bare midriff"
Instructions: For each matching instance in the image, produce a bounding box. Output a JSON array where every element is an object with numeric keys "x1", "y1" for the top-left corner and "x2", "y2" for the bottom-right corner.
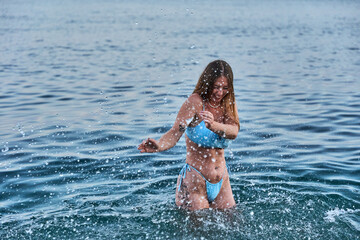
[{"x1": 185, "y1": 136, "x2": 226, "y2": 183}]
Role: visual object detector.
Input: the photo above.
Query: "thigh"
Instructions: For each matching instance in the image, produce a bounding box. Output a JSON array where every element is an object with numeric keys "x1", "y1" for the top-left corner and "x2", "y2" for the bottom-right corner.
[
  {"x1": 210, "y1": 170, "x2": 236, "y2": 209},
  {"x1": 175, "y1": 169, "x2": 209, "y2": 211}
]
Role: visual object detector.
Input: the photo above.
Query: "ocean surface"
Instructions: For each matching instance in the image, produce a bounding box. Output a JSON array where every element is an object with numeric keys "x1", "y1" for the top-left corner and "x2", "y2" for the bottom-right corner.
[{"x1": 1, "y1": 0, "x2": 359, "y2": 239}]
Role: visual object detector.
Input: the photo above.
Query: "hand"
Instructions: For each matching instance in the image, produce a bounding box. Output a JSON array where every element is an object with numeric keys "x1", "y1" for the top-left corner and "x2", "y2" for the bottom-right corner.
[
  {"x1": 138, "y1": 138, "x2": 160, "y2": 153},
  {"x1": 200, "y1": 111, "x2": 214, "y2": 129}
]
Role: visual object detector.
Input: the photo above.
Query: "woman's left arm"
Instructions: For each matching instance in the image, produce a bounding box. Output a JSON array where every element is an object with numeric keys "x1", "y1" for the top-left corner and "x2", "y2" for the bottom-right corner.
[
  {"x1": 200, "y1": 104, "x2": 240, "y2": 140},
  {"x1": 203, "y1": 118, "x2": 239, "y2": 139}
]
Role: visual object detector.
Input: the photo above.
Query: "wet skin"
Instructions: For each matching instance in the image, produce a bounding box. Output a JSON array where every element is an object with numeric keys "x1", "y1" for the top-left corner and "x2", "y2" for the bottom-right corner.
[
  {"x1": 175, "y1": 77, "x2": 236, "y2": 210},
  {"x1": 139, "y1": 76, "x2": 238, "y2": 210}
]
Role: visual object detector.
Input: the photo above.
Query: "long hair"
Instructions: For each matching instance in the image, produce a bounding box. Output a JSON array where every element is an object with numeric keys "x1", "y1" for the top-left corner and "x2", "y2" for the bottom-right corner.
[{"x1": 193, "y1": 60, "x2": 239, "y2": 127}]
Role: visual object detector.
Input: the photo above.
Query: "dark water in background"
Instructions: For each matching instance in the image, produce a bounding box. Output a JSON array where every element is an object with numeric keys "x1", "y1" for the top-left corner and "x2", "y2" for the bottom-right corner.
[{"x1": 1, "y1": 0, "x2": 360, "y2": 239}]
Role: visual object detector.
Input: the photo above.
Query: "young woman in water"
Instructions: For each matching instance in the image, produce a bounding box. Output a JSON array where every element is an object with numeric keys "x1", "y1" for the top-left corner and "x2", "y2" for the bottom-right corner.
[{"x1": 138, "y1": 60, "x2": 239, "y2": 210}]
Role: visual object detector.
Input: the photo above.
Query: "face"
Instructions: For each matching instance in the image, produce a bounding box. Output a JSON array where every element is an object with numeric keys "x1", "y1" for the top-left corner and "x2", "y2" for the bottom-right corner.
[{"x1": 210, "y1": 76, "x2": 229, "y2": 103}]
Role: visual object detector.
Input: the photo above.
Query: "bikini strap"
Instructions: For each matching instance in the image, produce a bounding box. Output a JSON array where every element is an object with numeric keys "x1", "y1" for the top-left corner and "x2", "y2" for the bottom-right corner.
[
  {"x1": 189, "y1": 164, "x2": 227, "y2": 185},
  {"x1": 178, "y1": 163, "x2": 229, "y2": 193},
  {"x1": 178, "y1": 164, "x2": 191, "y2": 192},
  {"x1": 188, "y1": 164, "x2": 207, "y2": 180},
  {"x1": 178, "y1": 164, "x2": 208, "y2": 192}
]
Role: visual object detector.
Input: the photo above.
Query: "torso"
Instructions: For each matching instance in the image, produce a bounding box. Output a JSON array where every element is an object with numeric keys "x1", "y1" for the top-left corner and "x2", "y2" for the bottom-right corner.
[{"x1": 185, "y1": 97, "x2": 227, "y2": 183}]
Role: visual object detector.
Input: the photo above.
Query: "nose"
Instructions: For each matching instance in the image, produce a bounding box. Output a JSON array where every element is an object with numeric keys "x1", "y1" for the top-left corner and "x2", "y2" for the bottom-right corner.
[{"x1": 216, "y1": 88, "x2": 225, "y2": 94}]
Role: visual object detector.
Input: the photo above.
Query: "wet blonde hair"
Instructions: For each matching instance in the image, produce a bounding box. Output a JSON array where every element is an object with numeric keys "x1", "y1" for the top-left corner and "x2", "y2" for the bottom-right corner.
[{"x1": 193, "y1": 60, "x2": 239, "y2": 127}]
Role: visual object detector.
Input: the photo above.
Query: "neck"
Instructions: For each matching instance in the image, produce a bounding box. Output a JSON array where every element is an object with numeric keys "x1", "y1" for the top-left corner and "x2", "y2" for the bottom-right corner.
[{"x1": 207, "y1": 99, "x2": 221, "y2": 108}]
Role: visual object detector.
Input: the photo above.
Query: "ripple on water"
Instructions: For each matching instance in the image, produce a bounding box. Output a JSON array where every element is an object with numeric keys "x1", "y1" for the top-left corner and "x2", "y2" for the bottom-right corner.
[{"x1": 1, "y1": 0, "x2": 360, "y2": 239}]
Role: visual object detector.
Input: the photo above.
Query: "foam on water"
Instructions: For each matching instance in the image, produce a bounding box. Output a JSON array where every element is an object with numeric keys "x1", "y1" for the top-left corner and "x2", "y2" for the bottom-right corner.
[{"x1": 324, "y1": 208, "x2": 360, "y2": 232}]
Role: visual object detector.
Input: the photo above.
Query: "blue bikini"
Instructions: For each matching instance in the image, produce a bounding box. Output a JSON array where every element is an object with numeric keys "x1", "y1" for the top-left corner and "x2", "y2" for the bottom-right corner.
[
  {"x1": 177, "y1": 102, "x2": 232, "y2": 202},
  {"x1": 185, "y1": 121, "x2": 230, "y2": 148},
  {"x1": 178, "y1": 164, "x2": 226, "y2": 202},
  {"x1": 185, "y1": 102, "x2": 231, "y2": 149}
]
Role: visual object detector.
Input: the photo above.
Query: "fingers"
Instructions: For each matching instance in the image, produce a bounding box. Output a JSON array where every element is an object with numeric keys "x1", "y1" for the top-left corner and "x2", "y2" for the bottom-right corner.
[
  {"x1": 200, "y1": 111, "x2": 214, "y2": 129},
  {"x1": 145, "y1": 138, "x2": 154, "y2": 148},
  {"x1": 200, "y1": 111, "x2": 213, "y2": 119},
  {"x1": 138, "y1": 138, "x2": 158, "y2": 153},
  {"x1": 200, "y1": 111, "x2": 213, "y2": 122},
  {"x1": 138, "y1": 139, "x2": 148, "y2": 152},
  {"x1": 147, "y1": 138, "x2": 158, "y2": 147},
  {"x1": 137, "y1": 140, "x2": 146, "y2": 150}
]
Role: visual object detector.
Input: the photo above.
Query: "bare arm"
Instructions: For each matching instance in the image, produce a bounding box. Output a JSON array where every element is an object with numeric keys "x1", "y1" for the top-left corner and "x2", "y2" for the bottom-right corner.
[
  {"x1": 207, "y1": 121, "x2": 239, "y2": 140},
  {"x1": 138, "y1": 94, "x2": 202, "y2": 153},
  {"x1": 200, "y1": 102, "x2": 240, "y2": 140}
]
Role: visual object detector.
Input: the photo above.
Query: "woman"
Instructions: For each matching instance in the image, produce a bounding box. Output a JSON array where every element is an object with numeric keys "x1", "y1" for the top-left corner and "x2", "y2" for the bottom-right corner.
[{"x1": 138, "y1": 60, "x2": 239, "y2": 210}]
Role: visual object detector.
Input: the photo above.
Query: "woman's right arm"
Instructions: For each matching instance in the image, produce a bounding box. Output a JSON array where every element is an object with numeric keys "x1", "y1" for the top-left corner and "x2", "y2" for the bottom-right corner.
[{"x1": 138, "y1": 94, "x2": 202, "y2": 153}]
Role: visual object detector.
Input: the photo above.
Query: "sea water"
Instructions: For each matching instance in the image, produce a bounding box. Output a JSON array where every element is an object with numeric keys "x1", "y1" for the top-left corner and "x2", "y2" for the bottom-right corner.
[{"x1": 1, "y1": 0, "x2": 359, "y2": 239}]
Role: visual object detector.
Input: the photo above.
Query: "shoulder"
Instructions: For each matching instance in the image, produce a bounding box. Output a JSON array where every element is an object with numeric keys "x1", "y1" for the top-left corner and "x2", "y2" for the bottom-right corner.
[
  {"x1": 187, "y1": 93, "x2": 202, "y2": 104},
  {"x1": 186, "y1": 93, "x2": 203, "y2": 108}
]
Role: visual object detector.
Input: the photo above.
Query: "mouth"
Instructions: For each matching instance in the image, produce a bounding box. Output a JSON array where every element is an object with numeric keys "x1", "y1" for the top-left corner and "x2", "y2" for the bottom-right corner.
[
  {"x1": 215, "y1": 94, "x2": 223, "y2": 99},
  {"x1": 212, "y1": 96, "x2": 222, "y2": 102}
]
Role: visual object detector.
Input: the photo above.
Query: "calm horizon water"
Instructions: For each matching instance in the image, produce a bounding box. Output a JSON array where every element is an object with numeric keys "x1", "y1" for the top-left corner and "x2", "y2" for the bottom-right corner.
[{"x1": 1, "y1": 0, "x2": 359, "y2": 239}]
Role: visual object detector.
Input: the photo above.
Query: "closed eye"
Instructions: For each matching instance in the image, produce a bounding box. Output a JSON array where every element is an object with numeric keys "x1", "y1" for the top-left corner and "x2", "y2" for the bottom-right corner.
[{"x1": 214, "y1": 85, "x2": 229, "y2": 90}]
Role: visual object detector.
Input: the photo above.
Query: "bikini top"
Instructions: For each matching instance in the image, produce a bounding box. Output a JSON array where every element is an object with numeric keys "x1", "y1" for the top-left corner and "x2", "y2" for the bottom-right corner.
[{"x1": 185, "y1": 102, "x2": 231, "y2": 149}]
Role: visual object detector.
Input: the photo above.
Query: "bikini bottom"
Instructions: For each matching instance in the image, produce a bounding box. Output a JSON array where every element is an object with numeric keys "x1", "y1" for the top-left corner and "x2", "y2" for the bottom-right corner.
[{"x1": 177, "y1": 163, "x2": 226, "y2": 202}]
